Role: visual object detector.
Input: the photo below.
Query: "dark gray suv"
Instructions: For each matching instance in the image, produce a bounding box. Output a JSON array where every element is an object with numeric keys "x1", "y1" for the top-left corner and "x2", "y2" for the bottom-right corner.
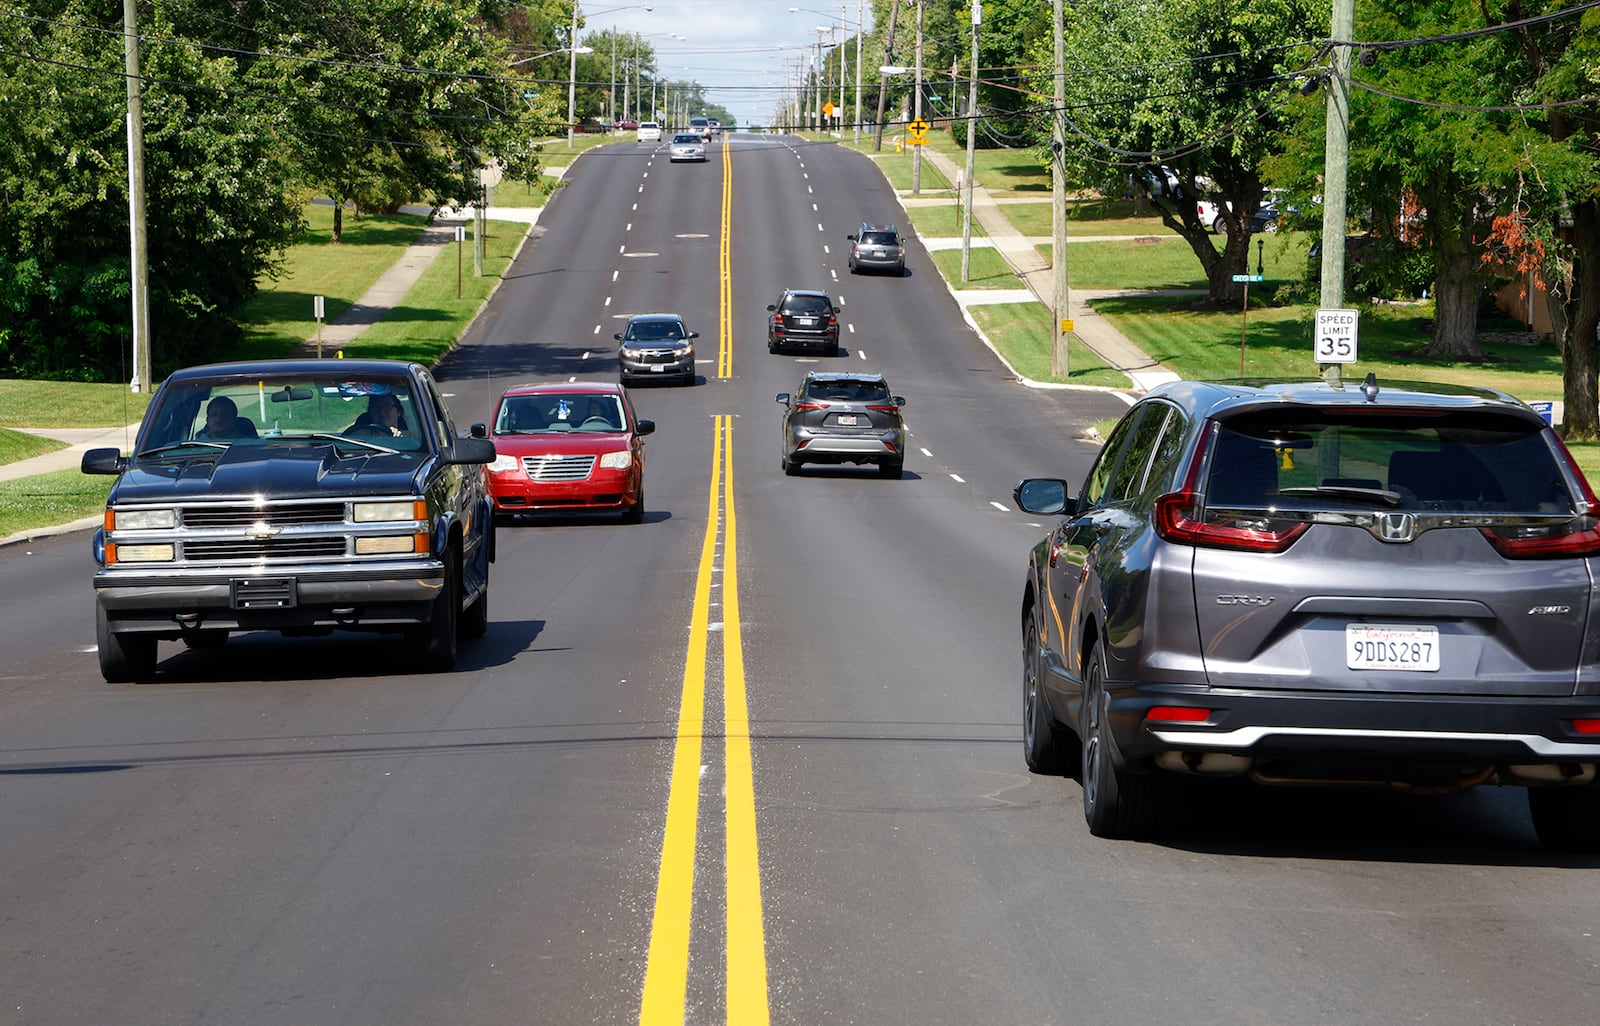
[{"x1": 1015, "y1": 375, "x2": 1600, "y2": 851}]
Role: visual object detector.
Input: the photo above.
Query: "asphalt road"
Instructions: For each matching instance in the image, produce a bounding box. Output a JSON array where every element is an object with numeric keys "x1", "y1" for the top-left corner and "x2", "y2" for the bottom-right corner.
[{"x1": 2, "y1": 135, "x2": 1595, "y2": 1026}]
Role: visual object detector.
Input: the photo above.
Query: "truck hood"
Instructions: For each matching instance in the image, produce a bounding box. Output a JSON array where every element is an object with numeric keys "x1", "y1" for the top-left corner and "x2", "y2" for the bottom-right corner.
[{"x1": 110, "y1": 443, "x2": 429, "y2": 503}]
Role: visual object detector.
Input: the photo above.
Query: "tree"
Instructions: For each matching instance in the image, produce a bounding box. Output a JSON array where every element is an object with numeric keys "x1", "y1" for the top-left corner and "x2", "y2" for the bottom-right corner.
[{"x1": 1049, "y1": 0, "x2": 1327, "y2": 306}]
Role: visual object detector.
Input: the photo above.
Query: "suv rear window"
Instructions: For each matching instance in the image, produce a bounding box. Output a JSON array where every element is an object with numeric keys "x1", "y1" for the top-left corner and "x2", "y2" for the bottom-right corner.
[
  {"x1": 859, "y1": 230, "x2": 898, "y2": 245},
  {"x1": 806, "y1": 379, "x2": 889, "y2": 403},
  {"x1": 1206, "y1": 410, "x2": 1575, "y2": 514},
  {"x1": 782, "y1": 295, "x2": 831, "y2": 316}
]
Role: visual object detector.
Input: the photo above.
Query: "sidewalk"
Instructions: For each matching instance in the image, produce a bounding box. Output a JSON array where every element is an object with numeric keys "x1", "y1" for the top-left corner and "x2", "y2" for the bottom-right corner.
[{"x1": 914, "y1": 146, "x2": 1180, "y2": 392}]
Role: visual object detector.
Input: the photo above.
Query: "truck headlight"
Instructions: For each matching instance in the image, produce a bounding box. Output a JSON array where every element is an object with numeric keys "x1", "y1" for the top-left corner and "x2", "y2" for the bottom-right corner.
[
  {"x1": 110, "y1": 543, "x2": 175, "y2": 563},
  {"x1": 354, "y1": 500, "x2": 425, "y2": 523},
  {"x1": 112, "y1": 509, "x2": 176, "y2": 530}
]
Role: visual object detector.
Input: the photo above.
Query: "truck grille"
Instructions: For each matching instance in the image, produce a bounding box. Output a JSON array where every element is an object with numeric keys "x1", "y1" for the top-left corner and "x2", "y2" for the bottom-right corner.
[
  {"x1": 185, "y1": 538, "x2": 350, "y2": 560},
  {"x1": 182, "y1": 503, "x2": 347, "y2": 528},
  {"x1": 521, "y1": 454, "x2": 597, "y2": 481}
]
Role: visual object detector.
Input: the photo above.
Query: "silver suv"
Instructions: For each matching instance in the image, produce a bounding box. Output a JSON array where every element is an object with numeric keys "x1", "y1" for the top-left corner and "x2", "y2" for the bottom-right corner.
[{"x1": 1014, "y1": 375, "x2": 1600, "y2": 851}]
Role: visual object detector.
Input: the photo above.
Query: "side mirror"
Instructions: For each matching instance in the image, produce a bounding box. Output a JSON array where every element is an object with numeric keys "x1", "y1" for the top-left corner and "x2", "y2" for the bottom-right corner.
[
  {"x1": 766, "y1": 304, "x2": 777, "y2": 312},
  {"x1": 614, "y1": 333, "x2": 625, "y2": 341},
  {"x1": 688, "y1": 331, "x2": 700, "y2": 339},
  {"x1": 81, "y1": 447, "x2": 127, "y2": 475},
  {"x1": 846, "y1": 234, "x2": 857, "y2": 241},
  {"x1": 1013, "y1": 478, "x2": 1075, "y2": 517},
  {"x1": 470, "y1": 422, "x2": 488, "y2": 439},
  {"x1": 892, "y1": 396, "x2": 906, "y2": 407},
  {"x1": 636, "y1": 419, "x2": 656, "y2": 436},
  {"x1": 445, "y1": 435, "x2": 497, "y2": 465},
  {"x1": 775, "y1": 393, "x2": 791, "y2": 404}
]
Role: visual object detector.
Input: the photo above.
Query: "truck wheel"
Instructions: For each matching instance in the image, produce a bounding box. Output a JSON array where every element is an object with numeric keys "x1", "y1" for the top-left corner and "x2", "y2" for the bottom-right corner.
[
  {"x1": 410, "y1": 549, "x2": 459, "y2": 672},
  {"x1": 459, "y1": 572, "x2": 490, "y2": 641},
  {"x1": 97, "y1": 605, "x2": 157, "y2": 683}
]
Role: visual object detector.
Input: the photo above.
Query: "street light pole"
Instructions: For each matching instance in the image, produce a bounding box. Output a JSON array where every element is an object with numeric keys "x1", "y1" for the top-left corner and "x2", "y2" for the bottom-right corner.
[
  {"x1": 853, "y1": 0, "x2": 862, "y2": 144},
  {"x1": 568, "y1": 1, "x2": 580, "y2": 148},
  {"x1": 912, "y1": 0, "x2": 923, "y2": 194}
]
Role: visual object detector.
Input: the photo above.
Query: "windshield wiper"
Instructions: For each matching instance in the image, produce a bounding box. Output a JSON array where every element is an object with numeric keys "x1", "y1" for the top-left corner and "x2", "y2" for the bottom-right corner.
[
  {"x1": 1277, "y1": 485, "x2": 1402, "y2": 507},
  {"x1": 304, "y1": 432, "x2": 400, "y2": 454},
  {"x1": 138, "y1": 440, "x2": 230, "y2": 458}
]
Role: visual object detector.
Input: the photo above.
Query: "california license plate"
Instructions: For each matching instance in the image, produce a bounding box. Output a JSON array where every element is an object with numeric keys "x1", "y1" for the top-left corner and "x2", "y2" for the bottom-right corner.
[
  {"x1": 835, "y1": 413, "x2": 858, "y2": 426},
  {"x1": 1347, "y1": 624, "x2": 1440, "y2": 671}
]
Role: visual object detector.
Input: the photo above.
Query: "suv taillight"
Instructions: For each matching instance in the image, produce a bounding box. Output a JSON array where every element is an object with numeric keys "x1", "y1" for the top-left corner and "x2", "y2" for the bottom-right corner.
[
  {"x1": 1154, "y1": 490, "x2": 1308, "y2": 552},
  {"x1": 1480, "y1": 519, "x2": 1600, "y2": 558}
]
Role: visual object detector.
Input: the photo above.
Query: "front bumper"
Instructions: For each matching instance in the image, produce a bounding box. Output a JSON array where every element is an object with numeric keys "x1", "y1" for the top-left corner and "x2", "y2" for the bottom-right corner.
[
  {"x1": 94, "y1": 562, "x2": 444, "y2": 634},
  {"x1": 488, "y1": 469, "x2": 638, "y2": 513},
  {"x1": 621, "y1": 352, "x2": 694, "y2": 380}
]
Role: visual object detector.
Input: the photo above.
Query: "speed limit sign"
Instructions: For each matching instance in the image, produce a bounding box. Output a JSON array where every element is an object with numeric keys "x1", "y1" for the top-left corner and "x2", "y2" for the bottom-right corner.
[{"x1": 1315, "y1": 308, "x2": 1359, "y2": 364}]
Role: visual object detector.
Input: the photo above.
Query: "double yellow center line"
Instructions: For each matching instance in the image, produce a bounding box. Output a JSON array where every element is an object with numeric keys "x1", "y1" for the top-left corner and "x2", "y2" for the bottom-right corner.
[
  {"x1": 639, "y1": 132, "x2": 767, "y2": 1022},
  {"x1": 717, "y1": 136, "x2": 734, "y2": 378}
]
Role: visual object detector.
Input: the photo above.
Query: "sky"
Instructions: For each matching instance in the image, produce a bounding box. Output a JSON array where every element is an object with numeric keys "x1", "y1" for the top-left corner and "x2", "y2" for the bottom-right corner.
[{"x1": 578, "y1": 0, "x2": 877, "y2": 129}]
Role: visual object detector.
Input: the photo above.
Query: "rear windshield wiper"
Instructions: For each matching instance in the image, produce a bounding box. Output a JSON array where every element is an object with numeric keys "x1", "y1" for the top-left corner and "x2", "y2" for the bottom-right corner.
[{"x1": 1277, "y1": 485, "x2": 1403, "y2": 507}]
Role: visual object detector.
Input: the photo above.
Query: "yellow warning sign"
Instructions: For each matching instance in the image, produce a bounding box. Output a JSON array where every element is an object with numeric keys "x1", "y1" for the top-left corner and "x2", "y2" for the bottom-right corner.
[
  {"x1": 823, "y1": 101, "x2": 835, "y2": 117},
  {"x1": 907, "y1": 117, "x2": 930, "y2": 145}
]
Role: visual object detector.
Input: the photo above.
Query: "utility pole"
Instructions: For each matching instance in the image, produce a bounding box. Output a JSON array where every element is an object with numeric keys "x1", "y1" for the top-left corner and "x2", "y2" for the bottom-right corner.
[
  {"x1": 853, "y1": 0, "x2": 862, "y2": 144},
  {"x1": 871, "y1": 0, "x2": 901, "y2": 151},
  {"x1": 1050, "y1": 0, "x2": 1069, "y2": 378},
  {"x1": 1317, "y1": 0, "x2": 1355, "y2": 385},
  {"x1": 961, "y1": 1, "x2": 980, "y2": 283},
  {"x1": 912, "y1": 0, "x2": 923, "y2": 194},
  {"x1": 123, "y1": 0, "x2": 150, "y2": 393}
]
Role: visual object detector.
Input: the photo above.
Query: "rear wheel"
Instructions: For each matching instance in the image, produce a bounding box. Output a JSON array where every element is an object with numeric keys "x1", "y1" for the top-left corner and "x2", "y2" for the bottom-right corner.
[
  {"x1": 1023, "y1": 611, "x2": 1075, "y2": 773},
  {"x1": 96, "y1": 604, "x2": 157, "y2": 683},
  {"x1": 1081, "y1": 641, "x2": 1159, "y2": 838},
  {"x1": 878, "y1": 460, "x2": 903, "y2": 479},
  {"x1": 1528, "y1": 786, "x2": 1600, "y2": 853},
  {"x1": 782, "y1": 454, "x2": 801, "y2": 477}
]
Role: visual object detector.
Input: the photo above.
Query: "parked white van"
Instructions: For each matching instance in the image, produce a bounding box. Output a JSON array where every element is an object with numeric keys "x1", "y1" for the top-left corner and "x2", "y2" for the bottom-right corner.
[{"x1": 637, "y1": 122, "x2": 662, "y2": 143}]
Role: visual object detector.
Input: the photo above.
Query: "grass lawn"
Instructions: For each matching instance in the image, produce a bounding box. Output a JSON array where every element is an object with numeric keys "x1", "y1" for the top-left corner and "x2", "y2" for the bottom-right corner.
[
  {"x1": 237, "y1": 204, "x2": 434, "y2": 359},
  {"x1": 864, "y1": 149, "x2": 955, "y2": 194},
  {"x1": 929, "y1": 247, "x2": 1025, "y2": 289},
  {"x1": 0, "y1": 427, "x2": 63, "y2": 463},
  {"x1": 902, "y1": 204, "x2": 988, "y2": 239},
  {"x1": 967, "y1": 303, "x2": 1129, "y2": 389},
  {"x1": 1094, "y1": 294, "x2": 1567, "y2": 402},
  {"x1": 0, "y1": 381, "x2": 152, "y2": 428},
  {"x1": 0, "y1": 467, "x2": 113, "y2": 539},
  {"x1": 1056, "y1": 233, "x2": 1314, "y2": 290},
  {"x1": 325, "y1": 219, "x2": 528, "y2": 364},
  {"x1": 1005, "y1": 199, "x2": 1177, "y2": 239}
]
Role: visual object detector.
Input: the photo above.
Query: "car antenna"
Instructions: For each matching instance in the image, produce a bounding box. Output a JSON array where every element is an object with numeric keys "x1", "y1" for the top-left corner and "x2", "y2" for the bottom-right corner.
[{"x1": 1361, "y1": 371, "x2": 1379, "y2": 403}]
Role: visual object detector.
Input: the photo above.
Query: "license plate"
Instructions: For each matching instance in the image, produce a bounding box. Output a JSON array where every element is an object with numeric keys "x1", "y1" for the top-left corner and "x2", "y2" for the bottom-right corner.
[
  {"x1": 1347, "y1": 624, "x2": 1439, "y2": 671},
  {"x1": 796, "y1": 317, "x2": 816, "y2": 326},
  {"x1": 650, "y1": 364, "x2": 665, "y2": 372},
  {"x1": 835, "y1": 413, "x2": 858, "y2": 426}
]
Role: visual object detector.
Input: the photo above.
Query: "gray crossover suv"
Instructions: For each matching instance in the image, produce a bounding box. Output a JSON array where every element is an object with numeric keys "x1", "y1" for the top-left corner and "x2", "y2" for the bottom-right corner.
[
  {"x1": 1014, "y1": 375, "x2": 1600, "y2": 851},
  {"x1": 846, "y1": 223, "x2": 906, "y2": 275},
  {"x1": 776, "y1": 372, "x2": 906, "y2": 478}
]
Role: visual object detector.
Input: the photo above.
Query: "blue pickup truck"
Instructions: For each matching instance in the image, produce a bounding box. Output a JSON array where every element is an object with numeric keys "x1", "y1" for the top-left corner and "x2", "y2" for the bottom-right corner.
[{"x1": 81, "y1": 359, "x2": 497, "y2": 682}]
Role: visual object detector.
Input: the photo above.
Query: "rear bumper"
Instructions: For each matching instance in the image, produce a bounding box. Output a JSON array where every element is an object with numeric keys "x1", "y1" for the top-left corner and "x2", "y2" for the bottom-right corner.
[
  {"x1": 1106, "y1": 684, "x2": 1600, "y2": 769},
  {"x1": 770, "y1": 332, "x2": 838, "y2": 351},
  {"x1": 789, "y1": 431, "x2": 902, "y2": 465},
  {"x1": 852, "y1": 255, "x2": 904, "y2": 273}
]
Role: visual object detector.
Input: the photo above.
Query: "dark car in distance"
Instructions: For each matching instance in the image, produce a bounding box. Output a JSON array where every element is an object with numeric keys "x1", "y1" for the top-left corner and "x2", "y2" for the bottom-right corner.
[
  {"x1": 776, "y1": 371, "x2": 906, "y2": 478},
  {"x1": 846, "y1": 223, "x2": 906, "y2": 275},
  {"x1": 1014, "y1": 374, "x2": 1600, "y2": 852},
  {"x1": 616, "y1": 313, "x2": 698, "y2": 386},
  {"x1": 767, "y1": 289, "x2": 840, "y2": 356},
  {"x1": 81, "y1": 360, "x2": 497, "y2": 682}
]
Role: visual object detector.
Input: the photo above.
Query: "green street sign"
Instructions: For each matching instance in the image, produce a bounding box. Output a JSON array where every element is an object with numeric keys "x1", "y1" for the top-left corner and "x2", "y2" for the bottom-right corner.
[{"x1": 1232, "y1": 273, "x2": 1264, "y2": 282}]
